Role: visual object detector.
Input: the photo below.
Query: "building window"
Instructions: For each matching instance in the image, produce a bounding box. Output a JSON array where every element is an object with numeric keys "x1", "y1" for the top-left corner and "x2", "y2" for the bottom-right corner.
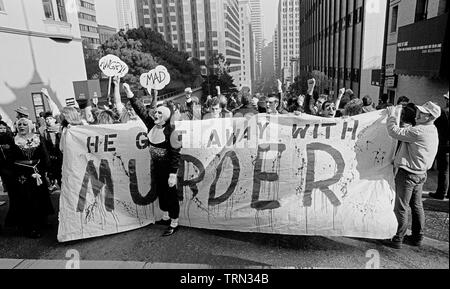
[
  {"x1": 415, "y1": 0, "x2": 428, "y2": 22},
  {"x1": 42, "y1": 0, "x2": 67, "y2": 22},
  {"x1": 42, "y1": 0, "x2": 54, "y2": 19},
  {"x1": 391, "y1": 6, "x2": 398, "y2": 33},
  {"x1": 56, "y1": 0, "x2": 67, "y2": 22},
  {"x1": 32, "y1": 93, "x2": 47, "y2": 120}
]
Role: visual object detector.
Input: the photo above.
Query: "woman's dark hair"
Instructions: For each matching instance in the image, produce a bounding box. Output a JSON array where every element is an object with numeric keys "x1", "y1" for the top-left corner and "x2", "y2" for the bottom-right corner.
[
  {"x1": 362, "y1": 95, "x2": 373, "y2": 107},
  {"x1": 397, "y1": 96, "x2": 410, "y2": 105}
]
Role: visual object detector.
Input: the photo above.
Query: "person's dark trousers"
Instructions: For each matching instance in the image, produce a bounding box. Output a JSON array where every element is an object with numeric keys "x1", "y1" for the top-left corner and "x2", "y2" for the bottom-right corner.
[
  {"x1": 394, "y1": 168, "x2": 427, "y2": 240},
  {"x1": 154, "y1": 163, "x2": 180, "y2": 220},
  {"x1": 435, "y1": 150, "x2": 449, "y2": 198}
]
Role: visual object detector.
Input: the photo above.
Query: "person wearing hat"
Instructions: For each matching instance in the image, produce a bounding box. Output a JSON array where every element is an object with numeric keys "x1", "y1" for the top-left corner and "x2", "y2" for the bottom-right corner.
[
  {"x1": 124, "y1": 83, "x2": 181, "y2": 237},
  {"x1": 385, "y1": 101, "x2": 441, "y2": 249},
  {"x1": 15, "y1": 106, "x2": 30, "y2": 119},
  {"x1": 12, "y1": 106, "x2": 31, "y2": 134},
  {"x1": 429, "y1": 92, "x2": 449, "y2": 200},
  {"x1": 40, "y1": 111, "x2": 62, "y2": 190}
]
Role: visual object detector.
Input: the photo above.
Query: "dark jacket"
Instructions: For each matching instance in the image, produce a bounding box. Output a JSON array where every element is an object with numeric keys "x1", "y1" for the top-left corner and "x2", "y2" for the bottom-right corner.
[
  {"x1": 233, "y1": 104, "x2": 258, "y2": 118},
  {"x1": 0, "y1": 133, "x2": 14, "y2": 167},
  {"x1": 435, "y1": 107, "x2": 449, "y2": 152},
  {"x1": 130, "y1": 97, "x2": 181, "y2": 174}
]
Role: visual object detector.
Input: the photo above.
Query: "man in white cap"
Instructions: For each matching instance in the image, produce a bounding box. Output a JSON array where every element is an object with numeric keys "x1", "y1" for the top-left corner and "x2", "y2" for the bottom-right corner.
[
  {"x1": 385, "y1": 101, "x2": 441, "y2": 249},
  {"x1": 429, "y1": 91, "x2": 449, "y2": 200}
]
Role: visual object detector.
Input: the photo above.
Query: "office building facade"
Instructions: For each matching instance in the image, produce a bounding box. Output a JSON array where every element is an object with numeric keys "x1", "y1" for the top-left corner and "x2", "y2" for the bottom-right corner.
[
  {"x1": 116, "y1": 0, "x2": 138, "y2": 30},
  {"x1": 384, "y1": 0, "x2": 448, "y2": 106},
  {"x1": 77, "y1": 0, "x2": 100, "y2": 49},
  {"x1": 273, "y1": 24, "x2": 280, "y2": 79},
  {"x1": 299, "y1": 0, "x2": 387, "y2": 100},
  {"x1": 98, "y1": 24, "x2": 117, "y2": 44},
  {"x1": 136, "y1": 0, "x2": 242, "y2": 86},
  {"x1": 238, "y1": 0, "x2": 255, "y2": 90},
  {"x1": 278, "y1": 0, "x2": 300, "y2": 86},
  {"x1": 249, "y1": 0, "x2": 262, "y2": 83}
]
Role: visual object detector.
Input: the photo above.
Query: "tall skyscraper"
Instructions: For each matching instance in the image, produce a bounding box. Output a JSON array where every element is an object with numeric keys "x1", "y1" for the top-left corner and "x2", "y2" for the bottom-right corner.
[
  {"x1": 277, "y1": 0, "x2": 300, "y2": 87},
  {"x1": 136, "y1": 0, "x2": 242, "y2": 86},
  {"x1": 239, "y1": 0, "x2": 255, "y2": 90},
  {"x1": 273, "y1": 24, "x2": 280, "y2": 79},
  {"x1": 299, "y1": 0, "x2": 388, "y2": 100},
  {"x1": 249, "y1": 0, "x2": 263, "y2": 83},
  {"x1": 116, "y1": 0, "x2": 138, "y2": 30},
  {"x1": 78, "y1": 0, "x2": 100, "y2": 50}
]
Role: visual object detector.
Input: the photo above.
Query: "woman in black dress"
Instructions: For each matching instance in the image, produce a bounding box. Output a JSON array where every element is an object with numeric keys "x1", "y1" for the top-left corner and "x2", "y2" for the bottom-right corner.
[
  {"x1": 9, "y1": 118, "x2": 54, "y2": 238},
  {"x1": 124, "y1": 83, "x2": 181, "y2": 237},
  {"x1": 0, "y1": 121, "x2": 14, "y2": 223}
]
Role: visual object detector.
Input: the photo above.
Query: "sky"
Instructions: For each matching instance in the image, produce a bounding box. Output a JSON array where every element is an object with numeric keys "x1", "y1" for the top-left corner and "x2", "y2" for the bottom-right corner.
[
  {"x1": 95, "y1": 0, "x2": 119, "y2": 29},
  {"x1": 262, "y1": 0, "x2": 279, "y2": 44}
]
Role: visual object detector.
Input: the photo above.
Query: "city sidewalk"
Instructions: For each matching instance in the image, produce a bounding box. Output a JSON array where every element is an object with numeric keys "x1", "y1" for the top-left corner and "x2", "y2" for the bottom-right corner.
[{"x1": 0, "y1": 259, "x2": 301, "y2": 269}]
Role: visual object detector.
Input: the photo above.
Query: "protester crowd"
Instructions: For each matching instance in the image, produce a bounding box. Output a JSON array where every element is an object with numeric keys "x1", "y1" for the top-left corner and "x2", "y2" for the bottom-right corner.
[{"x1": 0, "y1": 75, "x2": 448, "y2": 248}]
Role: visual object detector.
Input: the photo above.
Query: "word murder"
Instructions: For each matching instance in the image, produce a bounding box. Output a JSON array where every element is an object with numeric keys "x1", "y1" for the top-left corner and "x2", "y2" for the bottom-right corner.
[{"x1": 79, "y1": 142, "x2": 347, "y2": 214}]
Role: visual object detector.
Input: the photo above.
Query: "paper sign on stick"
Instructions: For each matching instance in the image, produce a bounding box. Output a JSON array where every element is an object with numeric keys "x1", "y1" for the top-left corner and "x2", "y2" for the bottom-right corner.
[
  {"x1": 140, "y1": 65, "x2": 171, "y2": 91},
  {"x1": 99, "y1": 54, "x2": 129, "y2": 78}
]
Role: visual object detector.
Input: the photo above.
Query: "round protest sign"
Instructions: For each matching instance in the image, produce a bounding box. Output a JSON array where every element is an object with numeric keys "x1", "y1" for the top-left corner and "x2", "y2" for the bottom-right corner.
[
  {"x1": 99, "y1": 55, "x2": 129, "y2": 78},
  {"x1": 140, "y1": 65, "x2": 171, "y2": 91}
]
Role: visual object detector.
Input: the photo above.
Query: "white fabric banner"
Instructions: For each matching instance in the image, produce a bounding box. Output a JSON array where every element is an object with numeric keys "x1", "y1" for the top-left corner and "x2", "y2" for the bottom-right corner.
[{"x1": 57, "y1": 111, "x2": 398, "y2": 242}]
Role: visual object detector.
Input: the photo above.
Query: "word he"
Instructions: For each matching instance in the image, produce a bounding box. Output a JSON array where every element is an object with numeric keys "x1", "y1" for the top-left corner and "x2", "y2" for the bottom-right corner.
[{"x1": 86, "y1": 134, "x2": 117, "y2": 153}]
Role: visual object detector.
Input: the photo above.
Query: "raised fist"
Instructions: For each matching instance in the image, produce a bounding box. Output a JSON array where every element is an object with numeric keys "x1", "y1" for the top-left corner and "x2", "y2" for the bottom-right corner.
[{"x1": 123, "y1": 83, "x2": 134, "y2": 99}]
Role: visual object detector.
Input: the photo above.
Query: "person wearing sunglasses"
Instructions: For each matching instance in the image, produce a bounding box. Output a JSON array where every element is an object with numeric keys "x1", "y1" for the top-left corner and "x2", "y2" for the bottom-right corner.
[
  {"x1": 319, "y1": 88, "x2": 345, "y2": 118},
  {"x1": 321, "y1": 101, "x2": 337, "y2": 118}
]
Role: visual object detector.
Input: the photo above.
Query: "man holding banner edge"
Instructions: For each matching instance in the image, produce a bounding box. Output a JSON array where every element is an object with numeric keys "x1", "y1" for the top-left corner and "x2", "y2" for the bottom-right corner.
[{"x1": 386, "y1": 101, "x2": 441, "y2": 249}]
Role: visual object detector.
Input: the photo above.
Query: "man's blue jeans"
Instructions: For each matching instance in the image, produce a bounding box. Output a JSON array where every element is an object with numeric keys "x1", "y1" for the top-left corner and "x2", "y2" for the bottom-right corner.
[
  {"x1": 436, "y1": 150, "x2": 449, "y2": 197},
  {"x1": 394, "y1": 168, "x2": 427, "y2": 240}
]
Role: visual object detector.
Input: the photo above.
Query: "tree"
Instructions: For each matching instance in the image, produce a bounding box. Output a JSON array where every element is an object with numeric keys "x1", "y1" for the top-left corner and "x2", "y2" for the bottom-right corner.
[
  {"x1": 201, "y1": 53, "x2": 238, "y2": 99},
  {"x1": 124, "y1": 27, "x2": 203, "y2": 90},
  {"x1": 99, "y1": 33, "x2": 158, "y2": 90}
]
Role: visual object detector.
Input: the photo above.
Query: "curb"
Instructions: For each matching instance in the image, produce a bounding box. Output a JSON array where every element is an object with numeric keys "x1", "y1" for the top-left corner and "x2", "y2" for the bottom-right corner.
[{"x1": 0, "y1": 259, "x2": 306, "y2": 269}]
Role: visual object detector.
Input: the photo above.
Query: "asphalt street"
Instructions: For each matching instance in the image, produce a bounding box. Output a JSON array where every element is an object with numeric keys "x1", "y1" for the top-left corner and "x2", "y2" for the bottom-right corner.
[
  {"x1": 0, "y1": 195, "x2": 448, "y2": 269},
  {"x1": 0, "y1": 170, "x2": 448, "y2": 269}
]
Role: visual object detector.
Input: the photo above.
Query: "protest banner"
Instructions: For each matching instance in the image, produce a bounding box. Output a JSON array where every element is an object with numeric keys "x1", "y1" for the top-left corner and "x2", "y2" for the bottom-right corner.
[
  {"x1": 57, "y1": 111, "x2": 398, "y2": 242},
  {"x1": 140, "y1": 65, "x2": 171, "y2": 92}
]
